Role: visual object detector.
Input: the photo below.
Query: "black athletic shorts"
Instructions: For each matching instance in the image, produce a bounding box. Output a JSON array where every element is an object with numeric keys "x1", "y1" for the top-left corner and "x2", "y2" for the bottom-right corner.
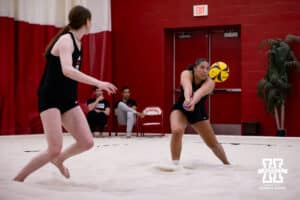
[
  {"x1": 172, "y1": 102, "x2": 208, "y2": 124},
  {"x1": 38, "y1": 95, "x2": 78, "y2": 114}
]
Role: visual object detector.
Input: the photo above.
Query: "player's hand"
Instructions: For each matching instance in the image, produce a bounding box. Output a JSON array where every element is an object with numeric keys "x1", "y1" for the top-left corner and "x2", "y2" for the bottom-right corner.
[
  {"x1": 96, "y1": 81, "x2": 117, "y2": 95},
  {"x1": 183, "y1": 97, "x2": 195, "y2": 111}
]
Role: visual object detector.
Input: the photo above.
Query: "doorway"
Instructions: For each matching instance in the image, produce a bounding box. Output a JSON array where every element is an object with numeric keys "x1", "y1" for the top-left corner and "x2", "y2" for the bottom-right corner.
[{"x1": 169, "y1": 26, "x2": 241, "y2": 135}]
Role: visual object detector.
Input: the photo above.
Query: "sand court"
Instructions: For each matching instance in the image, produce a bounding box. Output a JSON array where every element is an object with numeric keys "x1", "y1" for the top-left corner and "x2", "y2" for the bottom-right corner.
[{"x1": 0, "y1": 134, "x2": 299, "y2": 200}]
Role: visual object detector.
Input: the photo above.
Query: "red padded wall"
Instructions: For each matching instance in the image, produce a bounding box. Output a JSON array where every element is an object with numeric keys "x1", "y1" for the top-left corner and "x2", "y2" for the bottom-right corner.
[{"x1": 111, "y1": 0, "x2": 300, "y2": 136}]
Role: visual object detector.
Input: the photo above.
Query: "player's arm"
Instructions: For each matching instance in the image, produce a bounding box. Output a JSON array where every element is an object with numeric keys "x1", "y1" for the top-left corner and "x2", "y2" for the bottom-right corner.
[
  {"x1": 58, "y1": 35, "x2": 116, "y2": 94},
  {"x1": 104, "y1": 107, "x2": 110, "y2": 116},
  {"x1": 180, "y1": 70, "x2": 193, "y2": 101},
  {"x1": 191, "y1": 78, "x2": 215, "y2": 105}
]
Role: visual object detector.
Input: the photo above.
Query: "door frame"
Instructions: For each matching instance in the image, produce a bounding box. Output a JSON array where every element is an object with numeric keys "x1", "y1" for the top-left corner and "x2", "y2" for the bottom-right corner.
[{"x1": 165, "y1": 25, "x2": 242, "y2": 135}]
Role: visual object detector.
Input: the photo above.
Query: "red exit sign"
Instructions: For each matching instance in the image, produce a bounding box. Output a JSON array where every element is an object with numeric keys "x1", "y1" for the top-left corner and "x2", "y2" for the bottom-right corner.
[{"x1": 193, "y1": 5, "x2": 208, "y2": 17}]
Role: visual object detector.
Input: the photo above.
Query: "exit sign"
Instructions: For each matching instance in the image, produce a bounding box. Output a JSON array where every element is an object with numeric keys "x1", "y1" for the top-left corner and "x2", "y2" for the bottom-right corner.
[{"x1": 193, "y1": 5, "x2": 208, "y2": 17}]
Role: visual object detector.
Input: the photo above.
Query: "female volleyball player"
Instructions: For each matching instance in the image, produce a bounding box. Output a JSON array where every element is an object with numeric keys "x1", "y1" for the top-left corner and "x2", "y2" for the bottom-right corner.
[
  {"x1": 14, "y1": 5, "x2": 117, "y2": 182},
  {"x1": 170, "y1": 58, "x2": 230, "y2": 166}
]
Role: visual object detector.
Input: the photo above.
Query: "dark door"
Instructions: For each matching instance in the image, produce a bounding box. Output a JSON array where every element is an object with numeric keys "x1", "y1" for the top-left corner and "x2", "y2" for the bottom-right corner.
[{"x1": 173, "y1": 27, "x2": 241, "y2": 135}]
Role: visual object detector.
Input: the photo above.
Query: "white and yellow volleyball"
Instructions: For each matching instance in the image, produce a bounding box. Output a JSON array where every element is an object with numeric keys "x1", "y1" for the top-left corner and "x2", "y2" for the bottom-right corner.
[{"x1": 209, "y1": 61, "x2": 229, "y2": 83}]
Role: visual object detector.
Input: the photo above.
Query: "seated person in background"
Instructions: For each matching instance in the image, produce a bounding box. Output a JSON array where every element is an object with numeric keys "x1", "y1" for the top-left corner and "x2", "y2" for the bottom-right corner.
[
  {"x1": 114, "y1": 86, "x2": 144, "y2": 138},
  {"x1": 87, "y1": 88, "x2": 110, "y2": 137}
]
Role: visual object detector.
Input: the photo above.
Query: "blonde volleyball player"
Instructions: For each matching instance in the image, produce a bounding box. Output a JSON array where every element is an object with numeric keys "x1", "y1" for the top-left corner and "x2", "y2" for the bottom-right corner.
[
  {"x1": 170, "y1": 58, "x2": 230, "y2": 166},
  {"x1": 14, "y1": 6, "x2": 116, "y2": 182}
]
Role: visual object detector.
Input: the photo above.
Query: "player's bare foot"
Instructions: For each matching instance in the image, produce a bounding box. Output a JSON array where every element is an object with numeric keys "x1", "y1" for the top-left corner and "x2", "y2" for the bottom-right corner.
[
  {"x1": 13, "y1": 176, "x2": 25, "y2": 182},
  {"x1": 52, "y1": 159, "x2": 70, "y2": 179}
]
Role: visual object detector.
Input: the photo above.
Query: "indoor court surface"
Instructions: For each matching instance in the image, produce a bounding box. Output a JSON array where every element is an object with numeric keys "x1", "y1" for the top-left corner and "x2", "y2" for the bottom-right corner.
[
  {"x1": 1, "y1": 1, "x2": 300, "y2": 200},
  {"x1": 0, "y1": 134, "x2": 299, "y2": 200}
]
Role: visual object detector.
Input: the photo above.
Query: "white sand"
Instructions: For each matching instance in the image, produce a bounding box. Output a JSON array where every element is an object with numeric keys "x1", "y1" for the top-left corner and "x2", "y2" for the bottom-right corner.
[{"x1": 0, "y1": 133, "x2": 299, "y2": 200}]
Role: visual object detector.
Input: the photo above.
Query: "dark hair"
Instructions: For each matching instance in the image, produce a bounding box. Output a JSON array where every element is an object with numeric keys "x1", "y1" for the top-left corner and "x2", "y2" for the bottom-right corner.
[
  {"x1": 188, "y1": 58, "x2": 208, "y2": 70},
  {"x1": 44, "y1": 5, "x2": 91, "y2": 56},
  {"x1": 122, "y1": 86, "x2": 130, "y2": 92}
]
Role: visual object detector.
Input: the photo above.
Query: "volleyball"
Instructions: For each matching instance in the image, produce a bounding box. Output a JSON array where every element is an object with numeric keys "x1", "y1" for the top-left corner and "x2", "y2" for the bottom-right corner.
[{"x1": 209, "y1": 61, "x2": 229, "y2": 83}]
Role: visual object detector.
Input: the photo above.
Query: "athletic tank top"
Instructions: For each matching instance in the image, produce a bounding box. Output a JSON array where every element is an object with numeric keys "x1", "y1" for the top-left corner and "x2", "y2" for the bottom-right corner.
[
  {"x1": 38, "y1": 32, "x2": 82, "y2": 102},
  {"x1": 174, "y1": 68, "x2": 208, "y2": 111}
]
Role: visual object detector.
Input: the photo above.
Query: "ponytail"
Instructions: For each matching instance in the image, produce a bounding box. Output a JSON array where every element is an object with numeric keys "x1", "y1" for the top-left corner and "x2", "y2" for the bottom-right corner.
[{"x1": 44, "y1": 25, "x2": 70, "y2": 57}]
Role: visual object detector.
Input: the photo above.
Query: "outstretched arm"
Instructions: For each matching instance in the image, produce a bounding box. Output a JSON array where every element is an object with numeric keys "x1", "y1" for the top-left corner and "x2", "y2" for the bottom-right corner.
[
  {"x1": 181, "y1": 69, "x2": 215, "y2": 111},
  {"x1": 180, "y1": 70, "x2": 193, "y2": 102},
  {"x1": 58, "y1": 35, "x2": 116, "y2": 95},
  {"x1": 191, "y1": 78, "x2": 215, "y2": 105}
]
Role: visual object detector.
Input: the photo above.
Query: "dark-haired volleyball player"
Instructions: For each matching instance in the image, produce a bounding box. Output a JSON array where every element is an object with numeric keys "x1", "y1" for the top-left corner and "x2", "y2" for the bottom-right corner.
[
  {"x1": 14, "y1": 5, "x2": 117, "y2": 182},
  {"x1": 170, "y1": 58, "x2": 230, "y2": 166}
]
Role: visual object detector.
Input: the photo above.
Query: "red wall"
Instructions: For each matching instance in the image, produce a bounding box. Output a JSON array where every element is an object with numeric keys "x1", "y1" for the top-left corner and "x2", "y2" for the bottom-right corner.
[
  {"x1": 111, "y1": 0, "x2": 300, "y2": 136},
  {"x1": 0, "y1": 17, "x2": 112, "y2": 135}
]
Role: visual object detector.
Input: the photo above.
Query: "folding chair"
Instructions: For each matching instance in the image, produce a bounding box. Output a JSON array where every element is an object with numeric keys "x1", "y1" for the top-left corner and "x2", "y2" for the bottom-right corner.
[{"x1": 139, "y1": 106, "x2": 164, "y2": 136}]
